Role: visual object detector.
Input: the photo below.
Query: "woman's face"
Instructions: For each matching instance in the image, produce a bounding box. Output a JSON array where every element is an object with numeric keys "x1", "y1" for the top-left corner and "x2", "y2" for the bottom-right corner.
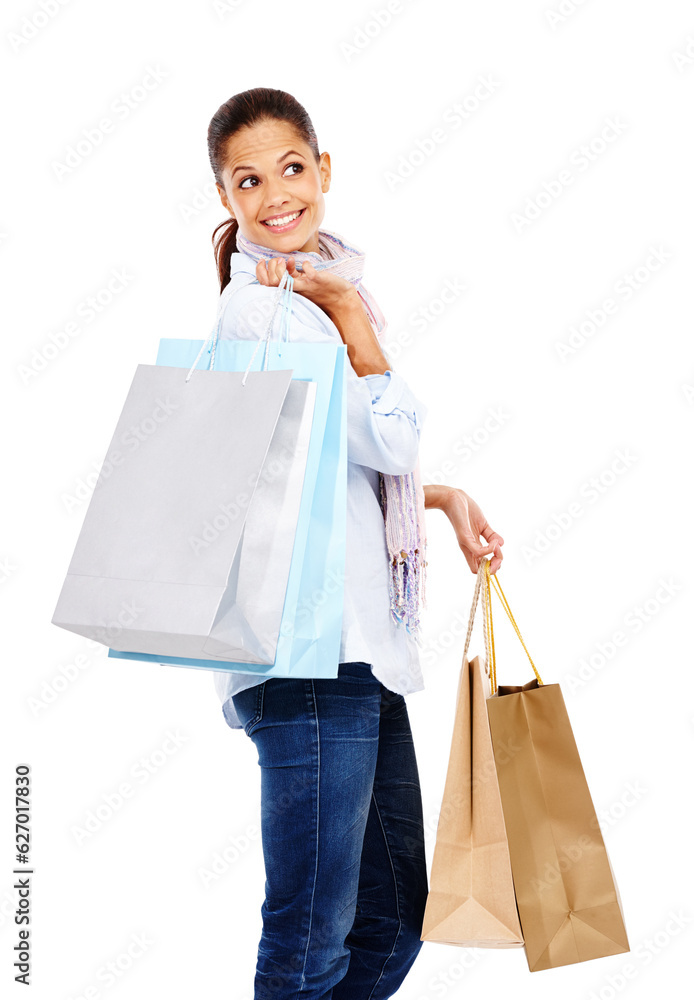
[{"x1": 217, "y1": 119, "x2": 331, "y2": 253}]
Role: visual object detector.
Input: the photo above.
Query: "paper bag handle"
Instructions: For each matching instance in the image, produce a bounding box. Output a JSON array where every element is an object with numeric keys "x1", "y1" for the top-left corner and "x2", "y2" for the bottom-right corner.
[
  {"x1": 184, "y1": 270, "x2": 294, "y2": 383},
  {"x1": 484, "y1": 560, "x2": 543, "y2": 694},
  {"x1": 241, "y1": 271, "x2": 295, "y2": 383},
  {"x1": 462, "y1": 557, "x2": 494, "y2": 674}
]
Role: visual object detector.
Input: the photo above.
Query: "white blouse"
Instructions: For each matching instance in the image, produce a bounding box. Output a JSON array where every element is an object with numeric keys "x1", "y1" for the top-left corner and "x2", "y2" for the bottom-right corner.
[{"x1": 212, "y1": 252, "x2": 429, "y2": 729}]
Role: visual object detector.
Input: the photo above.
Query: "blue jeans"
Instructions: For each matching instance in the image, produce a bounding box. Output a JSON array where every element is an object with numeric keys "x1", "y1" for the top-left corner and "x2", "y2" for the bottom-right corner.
[{"x1": 230, "y1": 661, "x2": 428, "y2": 1000}]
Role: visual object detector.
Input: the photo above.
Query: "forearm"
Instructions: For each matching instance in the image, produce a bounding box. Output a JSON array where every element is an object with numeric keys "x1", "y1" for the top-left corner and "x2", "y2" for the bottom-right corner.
[
  {"x1": 422, "y1": 484, "x2": 505, "y2": 573},
  {"x1": 423, "y1": 484, "x2": 452, "y2": 511},
  {"x1": 324, "y1": 288, "x2": 390, "y2": 377}
]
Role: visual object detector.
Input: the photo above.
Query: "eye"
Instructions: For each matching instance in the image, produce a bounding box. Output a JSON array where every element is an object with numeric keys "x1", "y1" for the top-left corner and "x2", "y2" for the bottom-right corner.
[{"x1": 238, "y1": 162, "x2": 304, "y2": 189}]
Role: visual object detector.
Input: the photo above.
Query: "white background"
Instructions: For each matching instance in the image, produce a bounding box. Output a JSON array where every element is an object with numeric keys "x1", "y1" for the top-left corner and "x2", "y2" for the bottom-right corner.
[{"x1": 3, "y1": 1, "x2": 693, "y2": 998}]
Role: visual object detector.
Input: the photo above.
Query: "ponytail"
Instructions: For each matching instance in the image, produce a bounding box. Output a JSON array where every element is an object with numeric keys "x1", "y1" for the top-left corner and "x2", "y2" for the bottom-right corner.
[{"x1": 212, "y1": 217, "x2": 238, "y2": 294}]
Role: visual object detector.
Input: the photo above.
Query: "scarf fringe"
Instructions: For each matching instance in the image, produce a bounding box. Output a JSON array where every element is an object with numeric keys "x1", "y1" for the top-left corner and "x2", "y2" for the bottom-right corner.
[
  {"x1": 380, "y1": 471, "x2": 428, "y2": 642},
  {"x1": 388, "y1": 547, "x2": 428, "y2": 644}
]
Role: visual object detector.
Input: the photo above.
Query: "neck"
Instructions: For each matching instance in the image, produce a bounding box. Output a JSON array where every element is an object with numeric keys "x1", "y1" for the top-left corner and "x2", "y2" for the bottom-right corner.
[
  {"x1": 298, "y1": 229, "x2": 320, "y2": 253},
  {"x1": 239, "y1": 227, "x2": 321, "y2": 255},
  {"x1": 282, "y1": 229, "x2": 318, "y2": 253}
]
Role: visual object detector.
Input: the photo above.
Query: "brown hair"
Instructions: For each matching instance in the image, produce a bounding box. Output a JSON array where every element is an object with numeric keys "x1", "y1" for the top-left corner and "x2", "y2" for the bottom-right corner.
[{"x1": 208, "y1": 87, "x2": 321, "y2": 293}]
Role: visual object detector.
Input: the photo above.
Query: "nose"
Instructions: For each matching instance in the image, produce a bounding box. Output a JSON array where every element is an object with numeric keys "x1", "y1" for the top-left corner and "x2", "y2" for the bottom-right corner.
[{"x1": 264, "y1": 177, "x2": 292, "y2": 210}]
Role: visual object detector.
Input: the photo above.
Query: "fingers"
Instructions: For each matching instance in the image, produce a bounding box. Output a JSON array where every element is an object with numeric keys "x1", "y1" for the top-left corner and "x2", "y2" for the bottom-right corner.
[
  {"x1": 255, "y1": 257, "x2": 289, "y2": 287},
  {"x1": 461, "y1": 540, "x2": 493, "y2": 574},
  {"x1": 287, "y1": 257, "x2": 316, "y2": 285},
  {"x1": 268, "y1": 257, "x2": 285, "y2": 285},
  {"x1": 463, "y1": 552, "x2": 477, "y2": 574},
  {"x1": 486, "y1": 537, "x2": 504, "y2": 574},
  {"x1": 462, "y1": 533, "x2": 505, "y2": 575},
  {"x1": 462, "y1": 538, "x2": 495, "y2": 557},
  {"x1": 488, "y1": 543, "x2": 504, "y2": 574},
  {"x1": 478, "y1": 526, "x2": 504, "y2": 573},
  {"x1": 482, "y1": 528, "x2": 505, "y2": 548},
  {"x1": 255, "y1": 256, "x2": 318, "y2": 291}
]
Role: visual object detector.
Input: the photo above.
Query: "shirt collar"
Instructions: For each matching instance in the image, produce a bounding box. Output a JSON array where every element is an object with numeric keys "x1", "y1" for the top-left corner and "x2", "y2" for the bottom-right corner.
[{"x1": 230, "y1": 251, "x2": 258, "y2": 278}]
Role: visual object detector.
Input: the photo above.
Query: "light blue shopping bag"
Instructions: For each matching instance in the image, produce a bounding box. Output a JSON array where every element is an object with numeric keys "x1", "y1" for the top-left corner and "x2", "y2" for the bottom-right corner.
[{"x1": 108, "y1": 282, "x2": 348, "y2": 679}]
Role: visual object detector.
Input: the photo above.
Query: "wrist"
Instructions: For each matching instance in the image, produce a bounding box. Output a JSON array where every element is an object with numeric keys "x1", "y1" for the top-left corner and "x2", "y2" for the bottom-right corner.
[
  {"x1": 323, "y1": 285, "x2": 361, "y2": 322},
  {"x1": 424, "y1": 484, "x2": 455, "y2": 511}
]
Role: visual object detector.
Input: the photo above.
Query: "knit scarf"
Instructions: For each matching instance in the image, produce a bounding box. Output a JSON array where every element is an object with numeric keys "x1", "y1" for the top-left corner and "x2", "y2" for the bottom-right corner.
[{"x1": 235, "y1": 226, "x2": 428, "y2": 639}]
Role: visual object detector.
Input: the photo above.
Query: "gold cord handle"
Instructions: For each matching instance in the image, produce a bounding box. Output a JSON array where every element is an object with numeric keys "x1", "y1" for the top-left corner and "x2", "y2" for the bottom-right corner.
[
  {"x1": 484, "y1": 560, "x2": 543, "y2": 693},
  {"x1": 483, "y1": 561, "x2": 497, "y2": 692}
]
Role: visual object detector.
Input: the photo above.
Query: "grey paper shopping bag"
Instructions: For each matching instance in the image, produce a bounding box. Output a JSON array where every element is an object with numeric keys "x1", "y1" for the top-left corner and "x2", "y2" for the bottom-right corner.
[{"x1": 52, "y1": 362, "x2": 316, "y2": 665}]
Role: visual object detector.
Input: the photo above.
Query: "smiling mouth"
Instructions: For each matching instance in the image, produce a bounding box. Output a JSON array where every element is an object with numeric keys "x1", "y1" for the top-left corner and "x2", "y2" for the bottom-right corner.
[{"x1": 261, "y1": 207, "x2": 306, "y2": 229}]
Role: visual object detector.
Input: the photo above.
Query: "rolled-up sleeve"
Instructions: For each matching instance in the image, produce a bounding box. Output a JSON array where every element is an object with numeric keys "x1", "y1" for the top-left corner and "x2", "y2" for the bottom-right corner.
[{"x1": 347, "y1": 367, "x2": 428, "y2": 475}]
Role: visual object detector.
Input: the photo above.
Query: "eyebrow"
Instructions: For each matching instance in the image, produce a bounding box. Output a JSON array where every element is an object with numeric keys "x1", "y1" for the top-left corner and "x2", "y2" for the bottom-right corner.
[{"x1": 231, "y1": 150, "x2": 305, "y2": 178}]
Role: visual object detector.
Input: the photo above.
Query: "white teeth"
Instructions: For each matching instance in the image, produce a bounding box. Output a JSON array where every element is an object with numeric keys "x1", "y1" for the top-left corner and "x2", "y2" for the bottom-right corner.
[{"x1": 264, "y1": 210, "x2": 301, "y2": 227}]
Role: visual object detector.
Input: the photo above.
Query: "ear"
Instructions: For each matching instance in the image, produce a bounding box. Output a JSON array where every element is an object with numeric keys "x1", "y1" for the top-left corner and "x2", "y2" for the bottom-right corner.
[
  {"x1": 319, "y1": 151, "x2": 331, "y2": 194},
  {"x1": 216, "y1": 182, "x2": 234, "y2": 218}
]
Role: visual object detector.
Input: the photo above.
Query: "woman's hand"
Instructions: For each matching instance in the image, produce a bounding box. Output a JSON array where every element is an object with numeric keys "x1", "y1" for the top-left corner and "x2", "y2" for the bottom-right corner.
[
  {"x1": 255, "y1": 255, "x2": 391, "y2": 377},
  {"x1": 424, "y1": 485, "x2": 504, "y2": 574},
  {"x1": 256, "y1": 256, "x2": 356, "y2": 318}
]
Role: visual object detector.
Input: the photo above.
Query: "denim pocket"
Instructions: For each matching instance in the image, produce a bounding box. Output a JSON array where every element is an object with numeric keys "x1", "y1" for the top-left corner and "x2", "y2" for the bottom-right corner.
[{"x1": 232, "y1": 681, "x2": 266, "y2": 737}]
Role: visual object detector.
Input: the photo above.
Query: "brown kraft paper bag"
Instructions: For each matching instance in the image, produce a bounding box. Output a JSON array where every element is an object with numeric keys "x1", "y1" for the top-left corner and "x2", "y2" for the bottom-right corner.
[
  {"x1": 482, "y1": 561, "x2": 630, "y2": 972},
  {"x1": 421, "y1": 561, "x2": 523, "y2": 947}
]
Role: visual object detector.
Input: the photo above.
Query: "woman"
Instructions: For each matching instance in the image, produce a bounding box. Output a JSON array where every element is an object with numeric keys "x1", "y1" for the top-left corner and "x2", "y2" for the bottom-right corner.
[{"x1": 207, "y1": 88, "x2": 504, "y2": 1000}]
